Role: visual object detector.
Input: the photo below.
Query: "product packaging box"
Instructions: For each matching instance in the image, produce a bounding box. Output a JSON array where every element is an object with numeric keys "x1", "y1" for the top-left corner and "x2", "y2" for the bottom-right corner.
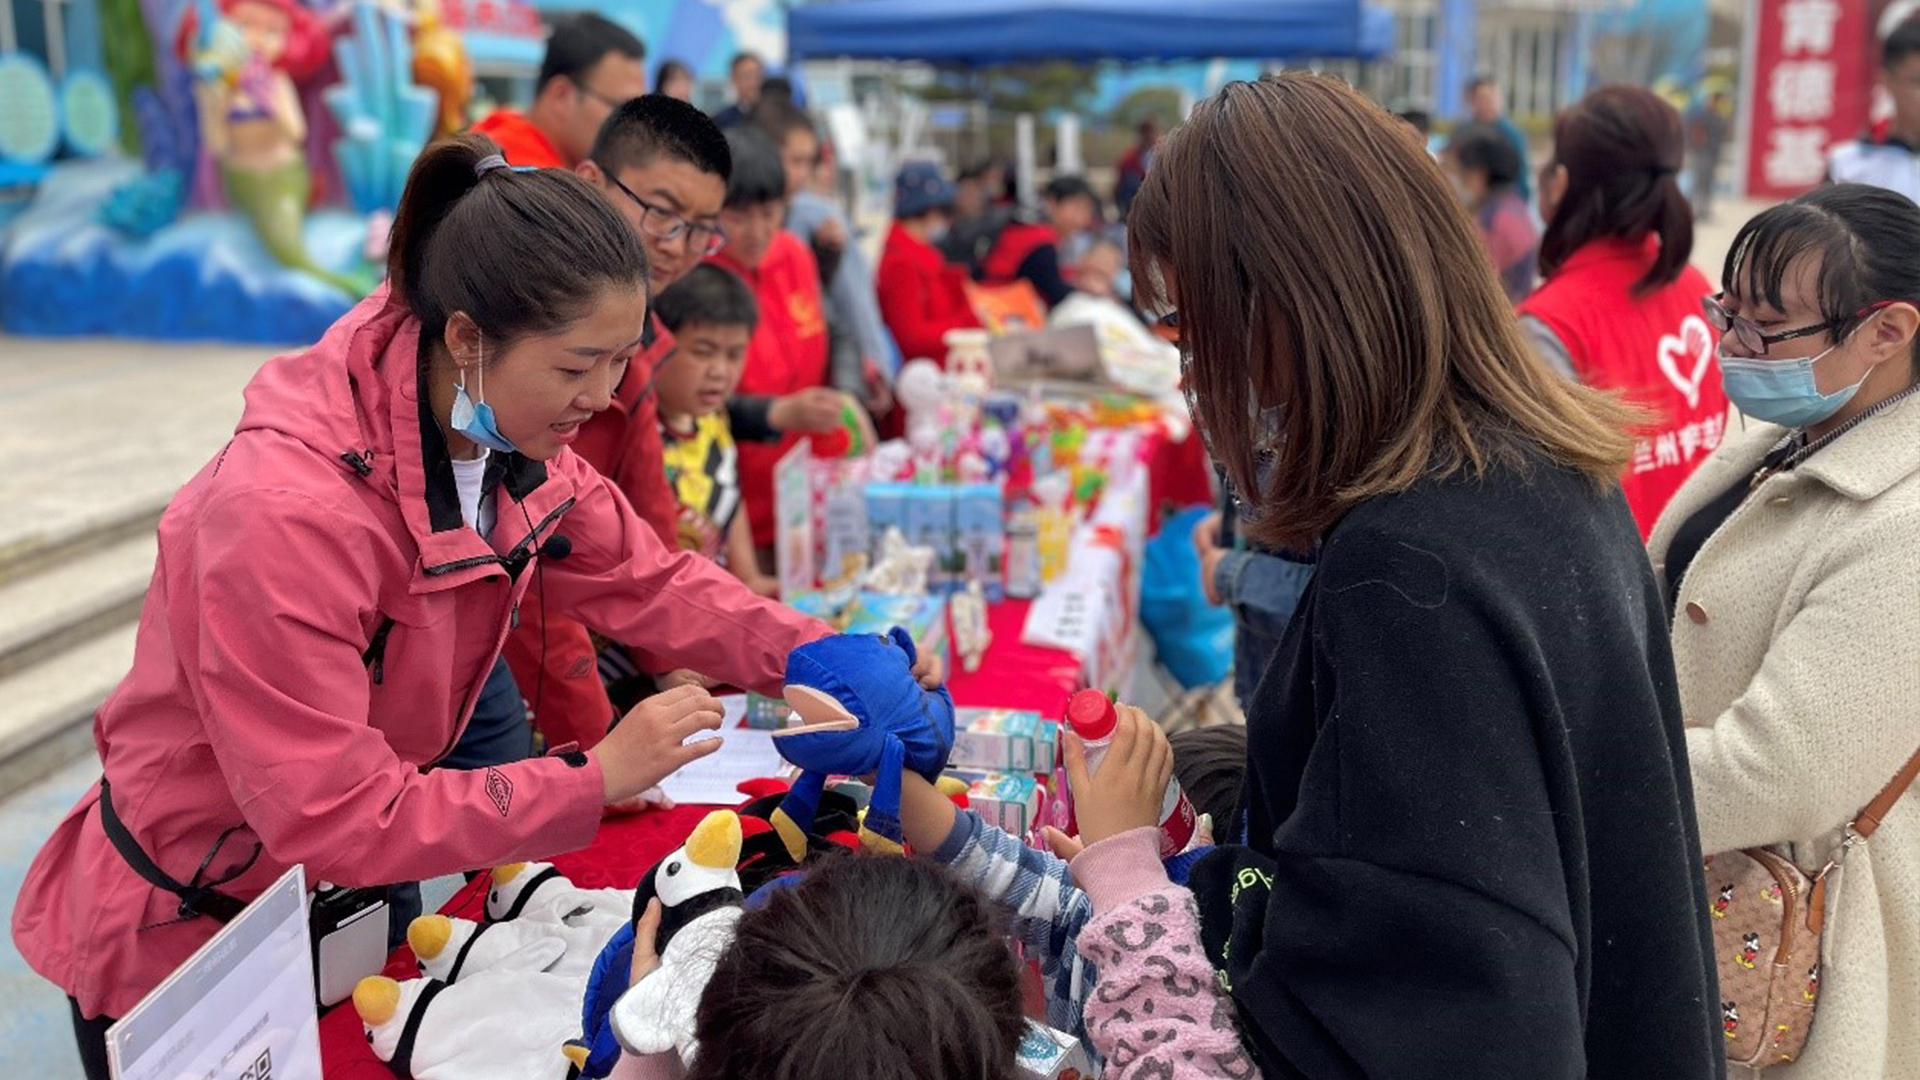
[
  {"x1": 1015, "y1": 1020, "x2": 1097, "y2": 1080},
  {"x1": 788, "y1": 591, "x2": 951, "y2": 674},
  {"x1": 864, "y1": 482, "x2": 911, "y2": 563},
  {"x1": 948, "y1": 769, "x2": 1042, "y2": 837},
  {"x1": 903, "y1": 485, "x2": 958, "y2": 592},
  {"x1": 743, "y1": 693, "x2": 790, "y2": 730},
  {"x1": 950, "y1": 707, "x2": 1047, "y2": 773},
  {"x1": 955, "y1": 482, "x2": 1006, "y2": 601},
  {"x1": 809, "y1": 457, "x2": 871, "y2": 585}
]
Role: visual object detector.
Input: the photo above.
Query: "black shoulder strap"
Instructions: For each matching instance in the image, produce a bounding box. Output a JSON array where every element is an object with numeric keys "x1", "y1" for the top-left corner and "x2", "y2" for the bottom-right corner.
[
  {"x1": 98, "y1": 779, "x2": 255, "y2": 924},
  {"x1": 388, "y1": 979, "x2": 447, "y2": 1077},
  {"x1": 494, "y1": 866, "x2": 563, "y2": 922},
  {"x1": 444, "y1": 921, "x2": 493, "y2": 983}
]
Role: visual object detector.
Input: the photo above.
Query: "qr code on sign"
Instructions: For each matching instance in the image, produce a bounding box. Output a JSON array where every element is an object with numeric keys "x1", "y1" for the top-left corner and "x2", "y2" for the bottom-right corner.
[{"x1": 236, "y1": 1049, "x2": 271, "y2": 1080}]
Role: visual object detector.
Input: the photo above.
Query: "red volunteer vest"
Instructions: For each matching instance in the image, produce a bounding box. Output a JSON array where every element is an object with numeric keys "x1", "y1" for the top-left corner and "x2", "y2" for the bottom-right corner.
[{"x1": 1519, "y1": 236, "x2": 1728, "y2": 538}]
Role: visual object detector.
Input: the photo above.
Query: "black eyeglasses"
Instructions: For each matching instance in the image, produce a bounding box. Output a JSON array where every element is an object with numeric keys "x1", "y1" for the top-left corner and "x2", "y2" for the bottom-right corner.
[
  {"x1": 1704, "y1": 293, "x2": 1893, "y2": 355},
  {"x1": 598, "y1": 169, "x2": 728, "y2": 257}
]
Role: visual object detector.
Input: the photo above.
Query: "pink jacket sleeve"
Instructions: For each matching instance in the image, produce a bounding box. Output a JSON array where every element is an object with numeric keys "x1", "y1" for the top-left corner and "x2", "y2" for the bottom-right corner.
[
  {"x1": 1072, "y1": 829, "x2": 1261, "y2": 1080},
  {"x1": 538, "y1": 464, "x2": 831, "y2": 697},
  {"x1": 190, "y1": 488, "x2": 605, "y2": 887}
]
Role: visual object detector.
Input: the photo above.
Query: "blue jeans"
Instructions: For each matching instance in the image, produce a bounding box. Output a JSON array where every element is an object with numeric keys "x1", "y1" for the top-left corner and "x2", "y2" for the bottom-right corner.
[{"x1": 386, "y1": 654, "x2": 530, "y2": 945}]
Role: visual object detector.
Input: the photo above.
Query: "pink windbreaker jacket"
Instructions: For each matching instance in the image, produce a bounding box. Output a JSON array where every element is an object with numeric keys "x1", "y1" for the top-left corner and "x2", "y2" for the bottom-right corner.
[{"x1": 14, "y1": 290, "x2": 828, "y2": 1018}]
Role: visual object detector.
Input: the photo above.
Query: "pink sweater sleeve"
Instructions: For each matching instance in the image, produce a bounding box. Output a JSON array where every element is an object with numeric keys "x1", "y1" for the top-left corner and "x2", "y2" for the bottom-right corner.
[{"x1": 1071, "y1": 829, "x2": 1261, "y2": 1079}]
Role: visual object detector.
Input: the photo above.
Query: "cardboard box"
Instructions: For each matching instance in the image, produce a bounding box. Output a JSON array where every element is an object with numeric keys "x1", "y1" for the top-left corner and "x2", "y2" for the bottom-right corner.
[
  {"x1": 809, "y1": 457, "x2": 871, "y2": 586},
  {"x1": 955, "y1": 482, "x2": 1006, "y2": 601},
  {"x1": 950, "y1": 707, "x2": 1046, "y2": 773},
  {"x1": 950, "y1": 769, "x2": 1042, "y2": 837},
  {"x1": 1015, "y1": 1019, "x2": 1097, "y2": 1080}
]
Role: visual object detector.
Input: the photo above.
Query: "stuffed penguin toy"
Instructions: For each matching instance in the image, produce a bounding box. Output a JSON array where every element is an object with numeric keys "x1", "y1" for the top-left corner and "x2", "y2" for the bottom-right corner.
[
  {"x1": 409, "y1": 893, "x2": 619, "y2": 982},
  {"x1": 353, "y1": 969, "x2": 581, "y2": 1080},
  {"x1": 571, "y1": 810, "x2": 746, "y2": 1076},
  {"x1": 485, "y1": 860, "x2": 630, "y2": 927},
  {"x1": 770, "y1": 628, "x2": 955, "y2": 857}
]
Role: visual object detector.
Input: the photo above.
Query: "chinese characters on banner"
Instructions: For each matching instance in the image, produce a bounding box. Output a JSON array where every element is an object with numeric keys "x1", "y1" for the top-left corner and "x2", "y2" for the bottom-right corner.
[
  {"x1": 1743, "y1": 0, "x2": 1872, "y2": 199},
  {"x1": 436, "y1": 0, "x2": 543, "y2": 37}
]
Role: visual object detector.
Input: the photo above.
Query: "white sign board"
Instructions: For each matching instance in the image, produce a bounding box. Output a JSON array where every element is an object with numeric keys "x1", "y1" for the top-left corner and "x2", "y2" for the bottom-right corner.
[{"x1": 109, "y1": 865, "x2": 322, "y2": 1080}]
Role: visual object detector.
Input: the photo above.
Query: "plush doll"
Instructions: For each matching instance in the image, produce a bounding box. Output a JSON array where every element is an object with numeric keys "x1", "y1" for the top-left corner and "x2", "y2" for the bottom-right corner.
[
  {"x1": 569, "y1": 811, "x2": 747, "y2": 1076},
  {"x1": 354, "y1": 969, "x2": 581, "y2": 1080},
  {"x1": 770, "y1": 628, "x2": 956, "y2": 857},
  {"x1": 485, "y1": 860, "x2": 630, "y2": 927},
  {"x1": 409, "y1": 892, "x2": 618, "y2": 983}
]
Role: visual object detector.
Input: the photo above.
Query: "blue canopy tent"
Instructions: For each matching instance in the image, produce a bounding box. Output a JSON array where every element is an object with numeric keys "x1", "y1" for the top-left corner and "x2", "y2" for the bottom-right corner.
[{"x1": 787, "y1": 0, "x2": 1397, "y2": 65}]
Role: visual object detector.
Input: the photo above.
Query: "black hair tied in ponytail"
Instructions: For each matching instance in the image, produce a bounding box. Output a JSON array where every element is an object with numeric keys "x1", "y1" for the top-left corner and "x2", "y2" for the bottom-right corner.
[
  {"x1": 1540, "y1": 85, "x2": 1693, "y2": 296},
  {"x1": 386, "y1": 133, "x2": 650, "y2": 353}
]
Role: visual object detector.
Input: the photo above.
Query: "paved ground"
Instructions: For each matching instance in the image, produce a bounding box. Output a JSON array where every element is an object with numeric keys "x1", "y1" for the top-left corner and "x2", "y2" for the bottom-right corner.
[{"x1": 0, "y1": 193, "x2": 1775, "y2": 1078}]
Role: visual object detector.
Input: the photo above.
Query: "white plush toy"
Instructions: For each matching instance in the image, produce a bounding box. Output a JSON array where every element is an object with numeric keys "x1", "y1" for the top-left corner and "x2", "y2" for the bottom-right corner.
[
  {"x1": 354, "y1": 969, "x2": 582, "y2": 1080},
  {"x1": 409, "y1": 894, "x2": 619, "y2": 982},
  {"x1": 485, "y1": 860, "x2": 629, "y2": 928}
]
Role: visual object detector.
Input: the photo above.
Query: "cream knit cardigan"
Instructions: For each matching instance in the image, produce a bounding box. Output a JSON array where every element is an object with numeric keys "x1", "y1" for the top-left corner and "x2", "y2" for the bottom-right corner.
[{"x1": 1649, "y1": 396, "x2": 1920, "y2": 1080}]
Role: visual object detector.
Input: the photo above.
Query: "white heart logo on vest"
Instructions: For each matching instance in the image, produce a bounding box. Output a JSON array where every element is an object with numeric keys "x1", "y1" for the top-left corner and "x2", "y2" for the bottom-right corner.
[{"x1": 1656, "y1": 314, "x2": 1713, "y2": 410}]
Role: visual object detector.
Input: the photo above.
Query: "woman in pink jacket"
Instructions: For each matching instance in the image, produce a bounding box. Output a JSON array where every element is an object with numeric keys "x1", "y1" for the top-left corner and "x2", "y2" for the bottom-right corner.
[{"x1": 13, "y1": 133, "x2": 860, "y2": 1079}]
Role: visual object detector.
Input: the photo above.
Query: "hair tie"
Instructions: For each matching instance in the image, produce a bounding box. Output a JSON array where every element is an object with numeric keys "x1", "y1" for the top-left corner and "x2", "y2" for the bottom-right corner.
[
  {"x1": 474, "y1": 153, "x2": 509, "y2": 178},
  {"x1": 1651, "y1": 163, "x2": 1679, "y2": 177}
]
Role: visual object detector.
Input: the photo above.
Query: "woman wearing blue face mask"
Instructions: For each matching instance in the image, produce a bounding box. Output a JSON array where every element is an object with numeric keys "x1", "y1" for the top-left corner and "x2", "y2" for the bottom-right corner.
[{"x1": 1650, "y1": 182, "x2": 1920, "y2": 1079}]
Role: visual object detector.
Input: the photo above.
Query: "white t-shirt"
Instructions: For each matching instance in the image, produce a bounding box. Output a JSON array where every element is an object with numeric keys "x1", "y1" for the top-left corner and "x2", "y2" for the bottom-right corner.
[{"x1": 451, "y1": 451, "x2": 493, "y2": 536}]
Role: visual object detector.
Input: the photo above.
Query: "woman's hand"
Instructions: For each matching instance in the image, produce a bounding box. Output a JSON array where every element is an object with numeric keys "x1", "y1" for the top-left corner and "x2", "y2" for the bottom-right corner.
[
  {"x1": 1192, "y1": 511, "x2": 1228, "y2": 606},
  {"x1": 1062, "y1": 704, "x2": 1173, "y2": 849},
  {"x1": 630, "y1": 898, "x2": 663, "y2": 986},
  {"x1": 657, "y1": 669, "x2": 717, "y2": 692},
  {"x1": 592, "y1": 684, "x2": 725, "y2": 804}
]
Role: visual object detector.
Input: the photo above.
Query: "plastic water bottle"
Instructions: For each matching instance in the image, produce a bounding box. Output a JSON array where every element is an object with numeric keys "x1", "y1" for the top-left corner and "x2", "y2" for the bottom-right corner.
[{"x1": 1063, "y1": 689, "x2": 1197, "y2": 858}]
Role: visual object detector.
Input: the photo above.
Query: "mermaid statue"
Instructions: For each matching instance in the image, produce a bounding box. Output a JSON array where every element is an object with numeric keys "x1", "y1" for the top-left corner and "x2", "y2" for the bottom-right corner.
[{"x1": 181, "y1": 0, "x2": 367, "y2": 295}]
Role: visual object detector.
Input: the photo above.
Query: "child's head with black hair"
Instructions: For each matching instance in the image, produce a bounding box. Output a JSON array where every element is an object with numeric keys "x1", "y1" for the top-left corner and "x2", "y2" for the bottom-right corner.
[
  {"x1": 385, "y1": 133, "x2": 650, "y2": 461},
  {"x1": 1043, "y1": 175, "x2": 1102, "y2": 236},
  {"x1": 580, "y1": 94, "x2": 731, "y2": 294},
  {"x1": 686, "y1": 854, "x2": 1026, "y2": 1080},
  {"x1": 530, "y1": 12, "x2": 647, "y2": 168},
  {"x1": 1446, "y1": 121, "x2": 1524, "y2": 206},
  {"x1": 652, "y1": 264, "x2": 758, "y2": 424},
  {"x1": 716, "y1": 126, "x2": 788, "y2": 271},
  {"x1": 1169, "y1": 725, "x2": 1248, "y2": 841}
]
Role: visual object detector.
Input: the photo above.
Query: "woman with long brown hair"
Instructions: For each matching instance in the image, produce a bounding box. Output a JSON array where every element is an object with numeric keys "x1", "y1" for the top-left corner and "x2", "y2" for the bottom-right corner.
[{"x1": 1133, "y1": 74, "x2": 1721, "y2": 1077}]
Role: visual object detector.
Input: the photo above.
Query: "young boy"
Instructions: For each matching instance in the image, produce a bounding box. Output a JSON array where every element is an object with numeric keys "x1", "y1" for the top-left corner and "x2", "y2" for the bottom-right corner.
[{"x1": 650, "y1": 263, "x2": 778, "y2": 597}]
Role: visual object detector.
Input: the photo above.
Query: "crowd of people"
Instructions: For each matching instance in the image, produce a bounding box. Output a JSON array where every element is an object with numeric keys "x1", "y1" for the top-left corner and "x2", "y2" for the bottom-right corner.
[{"x1": 14, "y1": 11, "x2": 1920, "y2": 1080}]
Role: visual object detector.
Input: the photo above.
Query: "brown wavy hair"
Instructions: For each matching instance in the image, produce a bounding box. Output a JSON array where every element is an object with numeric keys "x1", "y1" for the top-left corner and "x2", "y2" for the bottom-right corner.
[{"x1": 1128, "y1": 73, "x2": 1637, "y2": 550}]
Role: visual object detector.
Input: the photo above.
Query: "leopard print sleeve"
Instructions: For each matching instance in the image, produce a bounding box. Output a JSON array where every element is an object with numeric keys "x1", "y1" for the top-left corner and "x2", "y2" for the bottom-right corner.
[{"x1": 1073, "y1": 833, "x2": 1261, "y2": 1079}]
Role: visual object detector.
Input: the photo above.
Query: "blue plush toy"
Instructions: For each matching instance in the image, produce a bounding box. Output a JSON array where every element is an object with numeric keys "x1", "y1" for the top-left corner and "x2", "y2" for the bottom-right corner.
[{"x1": 771, "y1": 628, "x2": 956, "y2": 857}]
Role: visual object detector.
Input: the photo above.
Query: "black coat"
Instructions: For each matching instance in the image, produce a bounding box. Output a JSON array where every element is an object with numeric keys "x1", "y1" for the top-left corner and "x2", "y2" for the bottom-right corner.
[{"x1": 1191, "y1": 455, "x2": 1722, "y2": 1080}]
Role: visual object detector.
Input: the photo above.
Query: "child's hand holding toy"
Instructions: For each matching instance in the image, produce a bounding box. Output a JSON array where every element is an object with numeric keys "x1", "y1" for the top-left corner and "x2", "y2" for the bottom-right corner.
[{"x1": 1042, "y1": 704, "x2": 1173, "y2": 862}]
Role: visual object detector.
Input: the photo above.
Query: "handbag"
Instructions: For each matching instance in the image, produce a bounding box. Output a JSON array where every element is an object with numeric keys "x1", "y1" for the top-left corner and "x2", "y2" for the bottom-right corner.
[{"x1": 1705, "y1": 745, "x2": 1920, "y2": 1068}]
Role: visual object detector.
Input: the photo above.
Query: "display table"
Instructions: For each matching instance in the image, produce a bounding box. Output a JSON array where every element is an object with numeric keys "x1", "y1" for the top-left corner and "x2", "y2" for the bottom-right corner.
[{"x1": 315, "y1": 427, "x2": 1211, "y2": 1074}]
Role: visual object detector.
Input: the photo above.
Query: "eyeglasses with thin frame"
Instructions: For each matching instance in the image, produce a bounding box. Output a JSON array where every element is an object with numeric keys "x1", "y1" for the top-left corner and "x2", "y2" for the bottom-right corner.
[
  {"x1": 1704, "y1": 293, "x2": 1894, "y2": 356},
  {"x1": 597, "y1": 168, "x2": 728, "y2": 257},
  {"x1": 574, "y1": 81, "x2": 631, "y2": 112}
]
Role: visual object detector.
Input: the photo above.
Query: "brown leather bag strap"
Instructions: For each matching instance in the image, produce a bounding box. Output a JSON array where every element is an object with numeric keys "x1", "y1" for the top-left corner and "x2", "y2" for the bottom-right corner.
[{"x1": 1852, "y1": 743, "x2": 1920, "y2": 839}]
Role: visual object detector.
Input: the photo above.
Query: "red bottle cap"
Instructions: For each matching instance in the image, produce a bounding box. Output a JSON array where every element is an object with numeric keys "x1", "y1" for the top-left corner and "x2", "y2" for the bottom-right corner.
[{"x1": 1065, "y1": 688, "x2": 1117, "y2": 741}]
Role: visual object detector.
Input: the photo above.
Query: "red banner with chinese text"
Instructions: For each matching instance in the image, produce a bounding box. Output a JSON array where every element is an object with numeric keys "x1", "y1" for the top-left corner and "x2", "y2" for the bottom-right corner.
[{"x1": 1742, "y1": 0, "x2": 1873, "y2": 199}]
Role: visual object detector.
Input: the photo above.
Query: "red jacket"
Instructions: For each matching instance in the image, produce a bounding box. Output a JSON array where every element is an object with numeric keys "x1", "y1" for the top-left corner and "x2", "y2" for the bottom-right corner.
[
  {"x1": 501, "y1": 315, "x2": 681, "y2": 750},
  {"x1": 876, "y1": 221, "x2": 981, "y2": 363},
  {"x1": 711, "y1": 232, "x2": 831, "y2": 546},
  {"x1": 1518, "y1": 236, "x2": 1727, "y2": 537},
  {"x1": 471, "y1": 109, "x2": 565, "y2": 168},
  {"x1": 13, "y1": 290, "x2": 828, "y2": 1018}
]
